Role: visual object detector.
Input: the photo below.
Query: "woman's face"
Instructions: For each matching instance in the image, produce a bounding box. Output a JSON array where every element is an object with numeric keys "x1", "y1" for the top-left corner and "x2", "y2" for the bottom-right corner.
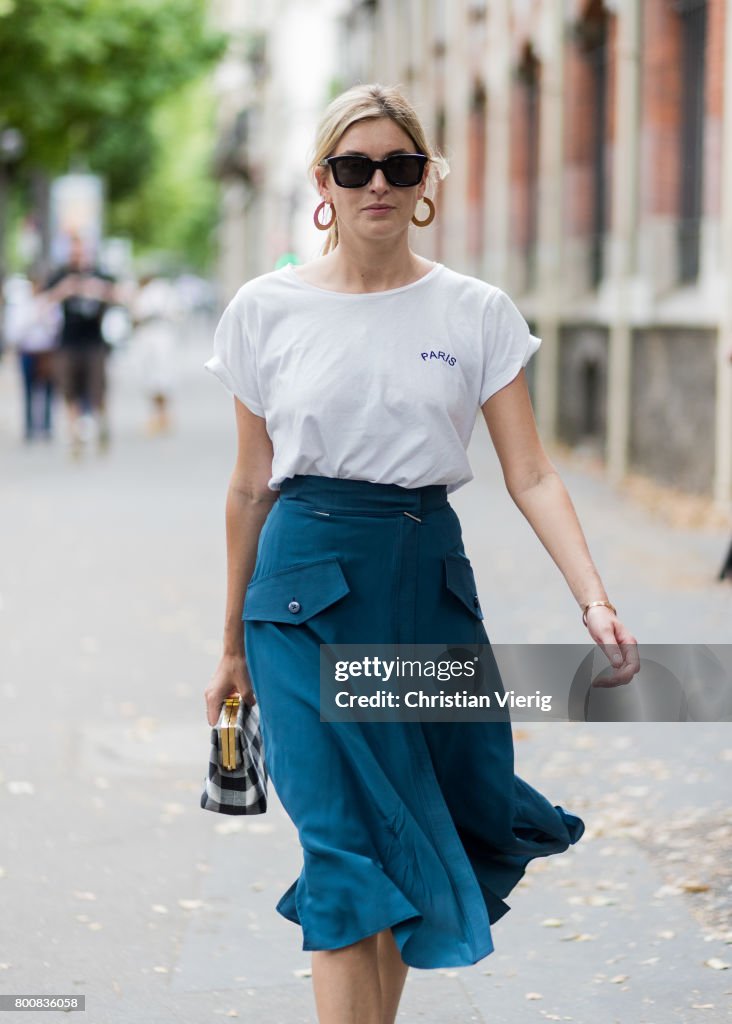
[{"x1": 316, "y1": 117, "x2": 427, "y2": 244}]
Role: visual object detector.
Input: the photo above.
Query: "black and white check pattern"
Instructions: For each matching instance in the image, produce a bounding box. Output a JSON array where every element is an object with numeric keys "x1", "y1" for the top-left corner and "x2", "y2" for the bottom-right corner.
[{"x1": 200, "y1": 699, "x2": 268, "y2": 815}]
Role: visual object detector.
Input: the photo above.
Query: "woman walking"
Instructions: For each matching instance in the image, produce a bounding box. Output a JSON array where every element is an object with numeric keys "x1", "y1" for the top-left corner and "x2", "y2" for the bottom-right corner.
[
  {"x1": 204, "y1": 83, "x2": 637, "y2": 1024},
  {"x1": 130, "y1": 271, "x2": 180, "y2": 436},
  {"x1": 5, "y1": 274, "x2": 60, "y2": 441}
]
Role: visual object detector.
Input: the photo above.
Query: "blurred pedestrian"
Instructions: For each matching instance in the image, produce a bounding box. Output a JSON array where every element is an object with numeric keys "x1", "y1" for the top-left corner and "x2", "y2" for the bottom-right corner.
[
  {"x1": 204, "y1": 83, "x2": 639, "y2": 1024},
  {"x1": 45, "y1": 234, "x2": 118, "y2": 457},
  {"x1": 175, "y1": 271, "x2": 216, "y2": 344},
  {"x1": 130, "y1": 272, "x2": 180, "y2": 435},
  {"x1": 4, "y1": 274, "x2": 61, "y2": 441}
]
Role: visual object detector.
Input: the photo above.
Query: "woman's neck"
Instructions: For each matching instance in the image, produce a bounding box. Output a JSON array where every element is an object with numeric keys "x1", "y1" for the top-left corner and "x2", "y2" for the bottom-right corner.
[{"x1": 304, "y1": 240, "x2": 433, "y2": 294}]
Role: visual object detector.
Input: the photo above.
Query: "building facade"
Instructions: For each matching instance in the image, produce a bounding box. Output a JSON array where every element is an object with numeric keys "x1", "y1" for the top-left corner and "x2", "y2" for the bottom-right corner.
[
  {"x1": 336, "y1": 0, "x2": 732, "y2": 506},
  {"x1": 212, "y1": 0, "x2": 732, "y2": 506},
  {"x1": 210, "y1": 0, "x2": 342, "y2": 300}
]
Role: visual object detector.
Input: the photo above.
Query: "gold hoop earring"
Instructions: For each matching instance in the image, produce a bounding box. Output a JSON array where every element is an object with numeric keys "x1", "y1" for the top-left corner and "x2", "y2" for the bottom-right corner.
[
  {"x1": 411, "y1": 196, "x2": 435, "y2": 227},
  {"x1": 314, "y1": 200, "x2": 336, "y2": 231}
]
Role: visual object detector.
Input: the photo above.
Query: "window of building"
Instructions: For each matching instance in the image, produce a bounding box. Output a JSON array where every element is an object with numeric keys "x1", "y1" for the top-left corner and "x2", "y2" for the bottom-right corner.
[
  {"x1": 573, "y1": 1, "x2": 610, "y2": 288},
  {"x1": 467, "y1": 81, "x2": 488, "y2": 268},
  {"x1": 434, "y1": 106, "x2": 447, "y2": 262},
  {"x1": 671, "y1": 0, "x2": 708, "y2": 282},
  {"x1": 581, "y1": 359, "x2": 601, "y2": 437},
  {"x1": 515, "y1": 45, "x2": 540, "y2": 290},
  {"x1": 433, "y1": 0, "x2": 447, "y2": 55}
]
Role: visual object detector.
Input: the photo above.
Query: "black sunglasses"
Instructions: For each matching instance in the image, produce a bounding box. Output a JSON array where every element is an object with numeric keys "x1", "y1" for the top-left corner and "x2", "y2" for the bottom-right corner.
[{"x1": 321, "y1": 153, "x2": 429, "y2": 188}]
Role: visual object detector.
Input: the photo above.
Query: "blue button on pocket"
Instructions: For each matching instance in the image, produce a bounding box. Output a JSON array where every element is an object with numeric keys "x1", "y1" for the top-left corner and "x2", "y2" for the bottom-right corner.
[{"x1": 243, "y1": 557, "x2": 350, "y2": 624}]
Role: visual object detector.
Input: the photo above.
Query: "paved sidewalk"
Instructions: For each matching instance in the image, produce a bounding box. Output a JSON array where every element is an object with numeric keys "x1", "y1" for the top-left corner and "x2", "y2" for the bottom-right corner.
[{"x1": 0, "y1": 337, "x2": 730, "y2": 1023}]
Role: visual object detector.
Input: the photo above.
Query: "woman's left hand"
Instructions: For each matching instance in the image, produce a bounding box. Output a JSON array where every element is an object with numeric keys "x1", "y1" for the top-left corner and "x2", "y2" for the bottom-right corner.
[{"x1": 585, "y1": 607, "x2": 640, "y2": 687}]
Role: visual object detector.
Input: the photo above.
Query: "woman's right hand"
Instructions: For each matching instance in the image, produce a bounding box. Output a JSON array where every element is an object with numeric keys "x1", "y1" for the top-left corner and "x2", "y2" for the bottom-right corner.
[{"x1": 204, "y1": 653, "x2": 256, "y2": 726}]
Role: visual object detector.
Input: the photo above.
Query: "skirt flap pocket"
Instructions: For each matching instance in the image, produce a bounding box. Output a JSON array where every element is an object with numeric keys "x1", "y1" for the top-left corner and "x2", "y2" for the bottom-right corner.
[
  {"x1": 444, "y1": 553, "x2": 484, "y2": 620},
  {"x1": 243, "y1": 557, "x2": 350, "y2": 624}
]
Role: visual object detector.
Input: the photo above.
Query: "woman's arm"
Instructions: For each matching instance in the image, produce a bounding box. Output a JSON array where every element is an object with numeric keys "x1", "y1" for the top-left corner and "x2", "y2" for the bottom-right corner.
[
  {"x1": 481, "y1": 370, "x2": 638, "y2": 682},
  {"x1": 204, "y1": 397, "x2": 278, "y2": 724}
]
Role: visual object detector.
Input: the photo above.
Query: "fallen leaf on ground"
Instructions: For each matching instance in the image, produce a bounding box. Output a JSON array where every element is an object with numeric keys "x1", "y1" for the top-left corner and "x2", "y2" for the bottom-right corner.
[
  {"x1": 587, "y1": 895, "x2": 618, "y2": 906},
  {"x1": 7, "y1": 781, "x2": 34, "y2": 795},
  {"x1": 215, "y1": 820, "x2": 245, "y2": 835},
  {"x1": 247, "y1": 822, "x2": 275, "y2": 834},
  {"x1": 573, "y1": 735, "x2": 599, "y2": 749},
  {"x1": 653, "y1": 884, "x2": 682, "y2": 899}
]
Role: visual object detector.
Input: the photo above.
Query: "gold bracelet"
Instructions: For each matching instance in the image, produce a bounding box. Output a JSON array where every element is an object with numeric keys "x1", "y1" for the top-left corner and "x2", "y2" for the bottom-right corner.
[{"x1": 582, "y1": 600, "x2": 617, "y2": 627}]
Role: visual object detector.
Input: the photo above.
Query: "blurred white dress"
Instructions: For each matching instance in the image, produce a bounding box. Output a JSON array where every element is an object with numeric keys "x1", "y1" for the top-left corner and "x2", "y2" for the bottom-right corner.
[{"x1": 131, "y1": 278, "x2": 180, "y2": 397}]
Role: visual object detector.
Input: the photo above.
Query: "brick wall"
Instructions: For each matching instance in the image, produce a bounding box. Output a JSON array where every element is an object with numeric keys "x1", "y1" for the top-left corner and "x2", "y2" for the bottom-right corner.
[
  {"x1": 640, "y1": 0, "x2": 682, "y2": 219},
  {"x1": 564, "y1": 28, "x2": 596, "y2": 238}
]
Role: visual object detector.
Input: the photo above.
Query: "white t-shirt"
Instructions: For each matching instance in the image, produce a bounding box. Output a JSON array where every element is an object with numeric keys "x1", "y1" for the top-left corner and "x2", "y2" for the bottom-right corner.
[{"x1": 204, "y1": 262, "x2": 541, "y2": 494}]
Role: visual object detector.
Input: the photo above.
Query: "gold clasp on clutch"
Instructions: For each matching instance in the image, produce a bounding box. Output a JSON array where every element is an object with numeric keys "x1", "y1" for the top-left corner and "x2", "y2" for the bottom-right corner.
[{"x1": 221, "y1": 695, "x2": 241, "y2": 770}]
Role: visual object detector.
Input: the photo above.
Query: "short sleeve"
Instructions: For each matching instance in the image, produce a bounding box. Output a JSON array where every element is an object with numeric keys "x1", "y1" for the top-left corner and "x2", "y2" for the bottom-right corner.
[
  {"x1": 204, "y1": 298, "x2": 265, "y2": 417},
  {"x1": 479, "y1": 288, "x2": 542, "y2": 406}
]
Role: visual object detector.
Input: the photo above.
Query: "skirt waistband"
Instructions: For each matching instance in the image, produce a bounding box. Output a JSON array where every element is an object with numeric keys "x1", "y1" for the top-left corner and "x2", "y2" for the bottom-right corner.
[{"x1": 278, "y1": 474, "x2": 449, "y2": 514}]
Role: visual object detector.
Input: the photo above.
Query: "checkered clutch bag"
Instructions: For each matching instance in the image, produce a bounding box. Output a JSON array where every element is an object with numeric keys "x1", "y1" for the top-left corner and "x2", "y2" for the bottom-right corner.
[{"x1": 200, "y1": 695, "x2": 268, "y2": 814}]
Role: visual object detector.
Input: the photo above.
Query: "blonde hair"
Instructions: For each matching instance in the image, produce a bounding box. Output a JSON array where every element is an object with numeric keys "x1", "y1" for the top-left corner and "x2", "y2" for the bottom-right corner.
[{"x1": 308, "y1": 82, "x2": 449, "y2": 254}]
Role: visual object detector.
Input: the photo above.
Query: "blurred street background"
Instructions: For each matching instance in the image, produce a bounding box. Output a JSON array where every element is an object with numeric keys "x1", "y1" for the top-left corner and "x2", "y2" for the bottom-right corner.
[{"x1": 1, "y1": 1, "x2": 732, "y2": 1022}]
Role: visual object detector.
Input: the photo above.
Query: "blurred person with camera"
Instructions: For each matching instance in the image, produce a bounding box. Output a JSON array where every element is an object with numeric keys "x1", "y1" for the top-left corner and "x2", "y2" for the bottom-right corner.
[{"x1": 45, "y1": 233, "x2": 119, "y2": 457}]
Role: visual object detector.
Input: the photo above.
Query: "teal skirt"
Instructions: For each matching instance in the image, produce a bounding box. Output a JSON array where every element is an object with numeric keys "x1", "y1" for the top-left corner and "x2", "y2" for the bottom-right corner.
[{"x1": 242, "y1": 474, "x2": 584, "y2": 969}]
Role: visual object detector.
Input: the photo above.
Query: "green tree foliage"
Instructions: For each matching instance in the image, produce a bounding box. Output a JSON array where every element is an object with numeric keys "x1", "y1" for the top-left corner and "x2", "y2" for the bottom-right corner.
[
  {"x1": 109, "y1": 76, "x2": 219, "y2": 271},
  {"x1": 0, "y1": 0, "x2": 226, "y2": 200}
]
